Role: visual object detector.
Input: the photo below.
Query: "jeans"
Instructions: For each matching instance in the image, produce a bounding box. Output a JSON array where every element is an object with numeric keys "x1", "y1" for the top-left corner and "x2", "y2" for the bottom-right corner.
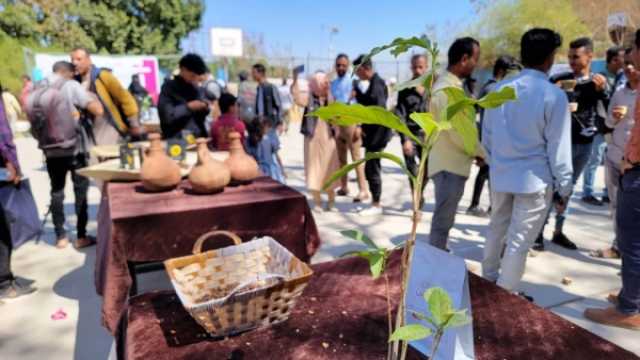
[
  {"x1": 365, "y1": 146, "x2": 385, "y2": 203},
  {"x1": 546, "y1": 142, "x2": 593, "y2": 234},
  {"x1": 430, "y1": 171, "x2": 467, "y2": 250},
  {"x1": 616, "y1": 168, "x2": 640, "y2": 314},
  {"x1": 483, "y1": 188, "x2": 552, "y2": 291},
  {"x1": 605, "y1": 159, "x2": 621, "y2": 250},
  {"x1": 46, "y1": 153, "x2": 90, "y2": 239},
  {"x1": 0, "y1": 193, "x2": 13, "y2": 288},
  {"x1": 470, "y1": 164, "x2": 489, "y2": 209},
  {"x1": 583, "y1": 134, "x2": 608, "y2": 198}
]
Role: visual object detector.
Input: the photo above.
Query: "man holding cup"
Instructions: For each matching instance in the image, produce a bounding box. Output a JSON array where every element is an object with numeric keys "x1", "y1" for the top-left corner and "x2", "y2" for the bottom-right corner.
[{"x1": 534, "y1": 37, "x2": 610, "y2": 251}]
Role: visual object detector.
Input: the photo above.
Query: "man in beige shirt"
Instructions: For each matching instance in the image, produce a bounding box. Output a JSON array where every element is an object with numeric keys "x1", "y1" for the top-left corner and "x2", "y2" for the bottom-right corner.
[{"x1": 428, "y1": 37, "x2": 484, "y2": 250}]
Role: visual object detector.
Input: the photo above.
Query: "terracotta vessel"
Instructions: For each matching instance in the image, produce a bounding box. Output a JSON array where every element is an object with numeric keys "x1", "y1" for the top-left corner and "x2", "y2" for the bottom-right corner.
[
  {"x1": 189, "y1": 138, "x2": 231, "y2": 194},
  {"x1": 224, "y1": 132, "x2": 260, "y2": 182},
  {"x1": 140, "y1": 133, "x2": 182, "y2": 192}
]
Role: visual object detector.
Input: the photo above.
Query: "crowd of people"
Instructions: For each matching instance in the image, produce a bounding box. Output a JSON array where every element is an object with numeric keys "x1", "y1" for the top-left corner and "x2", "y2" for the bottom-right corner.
[{"x1": 0, "y1": 26, "x2": 638, "y2": 331}]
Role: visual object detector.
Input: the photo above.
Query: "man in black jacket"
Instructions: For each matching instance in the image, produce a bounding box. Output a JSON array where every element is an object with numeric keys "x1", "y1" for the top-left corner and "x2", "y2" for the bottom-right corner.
[
  {"x1": 535, "y1": 37, "x2": 609, "y2": 251},
  {"x1": 353, "y1": 55, "x2": 391, "y2": 216},
  {"x1": 395, "y1": 54, "x2": 428, "y2": 207},
  {"x1": 158, "y1": 53, "x2": 210, "y2": 139},
  {"x1": 252, "y1": 63, "x2": 282, "y2": 127}
]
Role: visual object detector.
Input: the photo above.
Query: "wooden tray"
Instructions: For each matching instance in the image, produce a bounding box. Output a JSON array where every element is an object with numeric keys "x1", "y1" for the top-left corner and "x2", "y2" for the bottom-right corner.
[{"x1": 77, "y1": 151, "x2": 229, "y2": 182}]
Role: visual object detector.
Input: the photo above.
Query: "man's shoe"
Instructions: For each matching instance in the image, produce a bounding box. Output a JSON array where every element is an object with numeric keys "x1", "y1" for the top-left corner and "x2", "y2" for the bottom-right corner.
[
  {"x1": 602, "y1": 195, "x2": 611, "y2": 204},
  {"x1": 582, "y1": 195, "x2": 604, "y2": 206},
  {"x1": 584, "y1": 306, "x2": 640, "y2": 330},
  {"x1": 336, "y1": 188, "x2": 349, "y2": 197},
  {"x1": 532, "y1": 234, "x2": 545, "y2": 252},
  {"x1": 589, "y1": 247, "x2": 621, "y2": 259},
  {"x1": 358, "y1": 206, "x2": 383, "y2": 216},
  {"x1": 607, "y1": 293, "x2": 619, "y2": 306},
  {"x1": 55, "y1": 237, "x2": 70, "y2": 249},
  {"x1": 0, "y1": 280, "x2": 37, "y2": 300},
  {"x1": 75, "y1": 235, "x2": 96, "y2": 249},
  {"x1": 466, "y1": 206, "x2": 489, "y2": 218},
  {"x1": 552, "y1": 232, "x2": 578, "y2": 250}
]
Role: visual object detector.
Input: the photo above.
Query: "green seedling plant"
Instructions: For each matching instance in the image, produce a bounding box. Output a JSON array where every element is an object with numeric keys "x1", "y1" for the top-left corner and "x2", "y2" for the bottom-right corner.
[
  {"x1": 311, "y1": 34, "x2": 516, "y2": 360},
  {"x1": 390, "y1": 287, "x2": 471, "y2": 360}
]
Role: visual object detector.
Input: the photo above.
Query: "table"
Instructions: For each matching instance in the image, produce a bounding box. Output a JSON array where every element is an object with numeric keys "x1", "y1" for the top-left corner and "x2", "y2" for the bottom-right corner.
[
  {"x1": 119, "y1": 251, "x2": 639, "y2": 360},
  {"x1": 96, "y1": 177, "x2": 320, "y2": 334}
]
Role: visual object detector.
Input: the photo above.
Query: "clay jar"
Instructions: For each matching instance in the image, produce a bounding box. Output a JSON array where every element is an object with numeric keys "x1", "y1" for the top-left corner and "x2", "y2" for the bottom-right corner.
[
  {"x1": 224, "y1": 132, "x2": 260, "y2": 183},
  {"x1": 140, "y1": 133, "x2": 182, "y2": 192},
  {"x1": 189, "y1": 138, "x2": 231, "y2": 194}
]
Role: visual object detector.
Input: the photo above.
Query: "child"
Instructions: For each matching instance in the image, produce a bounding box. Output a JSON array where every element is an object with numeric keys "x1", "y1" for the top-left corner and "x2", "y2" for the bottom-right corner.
[
  {"x1": 246, "y1": 118, "x2": 286, "y2": 182},
  {"x1": 210, "y1": 93, "x2": 245, "y2": 151}
]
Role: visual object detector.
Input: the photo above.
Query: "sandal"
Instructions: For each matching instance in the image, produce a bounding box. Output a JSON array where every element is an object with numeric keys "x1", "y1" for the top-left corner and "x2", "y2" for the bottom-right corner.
[
  {"x1": 589, "y1": 247, "x2": 621, "y2": 259},
  {"x1": 56, "y1": 238, "x2": 70, "y2": 249}
]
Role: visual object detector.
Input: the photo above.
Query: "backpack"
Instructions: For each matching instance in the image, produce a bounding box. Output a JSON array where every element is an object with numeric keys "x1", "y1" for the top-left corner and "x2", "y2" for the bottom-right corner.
[{"x1": 26, "y1": 79, "x2": 78, "y2": 152}]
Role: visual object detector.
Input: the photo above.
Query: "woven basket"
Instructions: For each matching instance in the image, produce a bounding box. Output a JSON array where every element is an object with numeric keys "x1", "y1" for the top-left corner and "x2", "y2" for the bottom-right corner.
[{"x1": 164, "y1": 231, "x2": 313, "y2": 337}]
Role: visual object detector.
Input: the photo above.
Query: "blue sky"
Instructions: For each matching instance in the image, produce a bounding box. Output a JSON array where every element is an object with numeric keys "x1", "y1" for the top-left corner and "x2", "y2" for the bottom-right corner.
[{"x1": 184, "y1": 0, "x2": 477, "y2": 61}]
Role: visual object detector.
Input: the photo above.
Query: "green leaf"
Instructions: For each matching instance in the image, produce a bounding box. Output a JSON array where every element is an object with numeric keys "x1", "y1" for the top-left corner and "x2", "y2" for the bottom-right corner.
[
  {"x1": 424, "y1": 287, "x2": 453, "y2": 326},
  {"x1": 443, "y1": 310, "x2": 471, "y2": 328},
  {"x1": 340, "y1": 249, "x2": 387, "y2": 278},
  {"x1": 322, "y1": 151, "x2": 416, "y2": 191},
  {"x1": 449, "y1": 106, "x2": 479, "y2": 156},
  {"x1": 389, "y1": 324, "x2": 432, "y2": 342},
  {"x1": 409, "y1": 112, "x2": 450, "y2": 139},
  {"x1": 309, "y1": 103, "x2": 421, "y2": 144},
  {"x1": 394, "y1": 72, "x2": 433, "y2": 93},
  {"x1": 477, "y1": 86, "x2": 517, "y2": 109},
  {"x1": 364, "y1": 35, "x2": 432, "y2": 62},
  {"x1": 340, "y1": 230, "x2": 379, "y2": 249}
]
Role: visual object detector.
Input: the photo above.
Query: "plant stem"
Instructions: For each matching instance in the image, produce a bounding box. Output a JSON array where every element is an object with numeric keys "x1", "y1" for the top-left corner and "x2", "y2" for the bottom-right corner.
[
  {"x1": 385, "y1": 273, "x2": 393, "y2": 360},
  {"x1": 429, "y1": 330, "x2": 444, "y2": 360}
]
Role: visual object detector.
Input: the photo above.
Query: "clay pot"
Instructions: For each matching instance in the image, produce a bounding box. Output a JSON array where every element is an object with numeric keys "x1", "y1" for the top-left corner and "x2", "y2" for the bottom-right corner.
[
  {"x1": 189, "y1": 138, "x2": 231, "y2": 194},
  {"x1": 224, "y1": 132, "x2": 260, "y2": 182},
  {"x1": 140, "y1": 133, "x2": 182, "y2": 192}
]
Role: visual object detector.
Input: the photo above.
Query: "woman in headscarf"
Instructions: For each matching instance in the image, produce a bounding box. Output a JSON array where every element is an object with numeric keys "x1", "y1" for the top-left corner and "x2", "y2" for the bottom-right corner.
[{"x1": 292, "y1": 71, "x2": 340, "y2": 211}]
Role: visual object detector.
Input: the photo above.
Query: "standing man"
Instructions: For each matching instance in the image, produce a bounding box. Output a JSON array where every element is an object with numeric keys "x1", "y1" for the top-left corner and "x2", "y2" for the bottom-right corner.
[
  {"x1": 26, "y1": 61, "x2": 104, "y2": 249},
  {"x1": 584, "y1": 31, "x2": 640, "y2": 331},
  {"x1": 482, "y1": 29, "x2": 572, "y2": 299},
  {"x1": 428, "y1": 37, "x2": 483, "y2": 250},
  {"x1": 158, "y1": 53, "x2": 210, "y2": 139},
  {"x1": 70, "y1": 47, "x2": 142, "y2": 146},
  {"x1": 0, "y1": 86, "x2": 37, "y2": 301},
  {"x1": 353, "y1": 55, "x2": 390, "y2": 216},
  {"x1": 582, "y1": 46, "x2": 626, "y2": 206},
  {"x1": 331, "y1": 53, "x2": 369, "y2": 202},
  {"x1": 395, "y1": 54, "x2": 429, "y2": 206},
  {"x1": 535, "y1": 37, "x2": 609, "y2": 251},
  {"x1": 252, "y1": 63, "x2": 282, "y2": 128},
  {"x1": 590, "y1": 49, "x2": 638, "y2": 260}
]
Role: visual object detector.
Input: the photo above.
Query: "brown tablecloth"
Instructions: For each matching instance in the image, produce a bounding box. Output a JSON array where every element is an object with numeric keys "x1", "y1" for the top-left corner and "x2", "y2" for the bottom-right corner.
[
  {"x1": 96, "y1": 177, "x2": 320, "y2": 334},
  {"x1": 120, "y1": 251, "x2": 638, "y2": 360}
]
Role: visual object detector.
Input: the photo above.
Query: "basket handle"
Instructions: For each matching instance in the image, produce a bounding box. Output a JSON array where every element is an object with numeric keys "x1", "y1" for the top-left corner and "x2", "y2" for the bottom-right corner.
[{"x1": 193, "y1": 230, "x2": 243, "y2": 254}]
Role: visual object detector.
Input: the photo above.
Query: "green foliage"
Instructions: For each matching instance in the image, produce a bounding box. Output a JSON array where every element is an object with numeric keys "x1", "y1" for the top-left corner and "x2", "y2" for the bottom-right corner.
[
  {"x1": 389, "y1": 324, "x2": 432, "y2": 342},
  {"x1": 322, "y1": 151, "x2": 416, "y2": 192},
  {"x1": 470, "y1": 0, "x2": 591, "y2": 65},
  {"x1": 390, "y1": 287, "x2": 471, "y2": 348},
  {"x1": 339, "y1": 230, "x2": 389, "y2": 279},
  {"x1": 309, "y1": 103, "x2": 421, "y2": 145},
  {"x1": 0, "y1": 0, "x2": 204, "y2": 54}
]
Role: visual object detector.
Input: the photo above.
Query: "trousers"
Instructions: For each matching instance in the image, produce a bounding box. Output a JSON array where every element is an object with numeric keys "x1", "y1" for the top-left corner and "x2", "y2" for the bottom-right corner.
[
  {"x1": 483, "y1": 188, "x2": 552, "y2": 291},
  {"x1": 429, "y1": 171, "x2": 467, "y2": 250},
  {"x1": 46, "y1": 153, "x2": 90, "y2": 239}
]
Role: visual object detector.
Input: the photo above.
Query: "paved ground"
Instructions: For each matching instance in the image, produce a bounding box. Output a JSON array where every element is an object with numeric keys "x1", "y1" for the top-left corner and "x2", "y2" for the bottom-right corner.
[{"x1": 1, "y1": 125, "x2": 638, "y2": 359}]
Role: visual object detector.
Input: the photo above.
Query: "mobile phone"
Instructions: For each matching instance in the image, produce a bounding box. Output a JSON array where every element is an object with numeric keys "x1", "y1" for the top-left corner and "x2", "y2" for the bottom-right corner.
[{"x1": 293, "y1": 64, "x2": 305, "y2": 75}]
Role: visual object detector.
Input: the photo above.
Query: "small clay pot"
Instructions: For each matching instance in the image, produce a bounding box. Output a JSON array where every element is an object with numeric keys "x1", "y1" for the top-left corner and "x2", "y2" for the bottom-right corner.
[
  {"x1": 140, "y1": 133, "x2": 182, "y2": 192},
  {"x1": 189, "y1": 138, "x2": 231, "y2": 194},
  {"x1": 224, "y1": 132, "x2": 260, "y2": 182}
]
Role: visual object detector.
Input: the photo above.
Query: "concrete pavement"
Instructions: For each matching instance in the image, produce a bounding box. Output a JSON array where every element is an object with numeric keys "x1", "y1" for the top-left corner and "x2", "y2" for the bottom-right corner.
[{"x1": 0, "y1": 126, "x2": 637, "y2": 359}]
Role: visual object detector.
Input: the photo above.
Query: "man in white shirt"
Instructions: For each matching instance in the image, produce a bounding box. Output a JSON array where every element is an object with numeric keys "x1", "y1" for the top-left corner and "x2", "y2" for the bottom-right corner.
[{"x1": 482, "y1": 28, "x2": 573, "y2": 299}]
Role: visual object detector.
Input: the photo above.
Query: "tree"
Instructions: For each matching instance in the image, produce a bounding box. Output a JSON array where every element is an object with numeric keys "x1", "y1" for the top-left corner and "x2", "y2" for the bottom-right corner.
[
  {"x1": 469, "y1": 0, "x2": 591, "y2": 66},
  {"x1": 0, "y1": 0, "x2": 204, "y2": 54}
]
